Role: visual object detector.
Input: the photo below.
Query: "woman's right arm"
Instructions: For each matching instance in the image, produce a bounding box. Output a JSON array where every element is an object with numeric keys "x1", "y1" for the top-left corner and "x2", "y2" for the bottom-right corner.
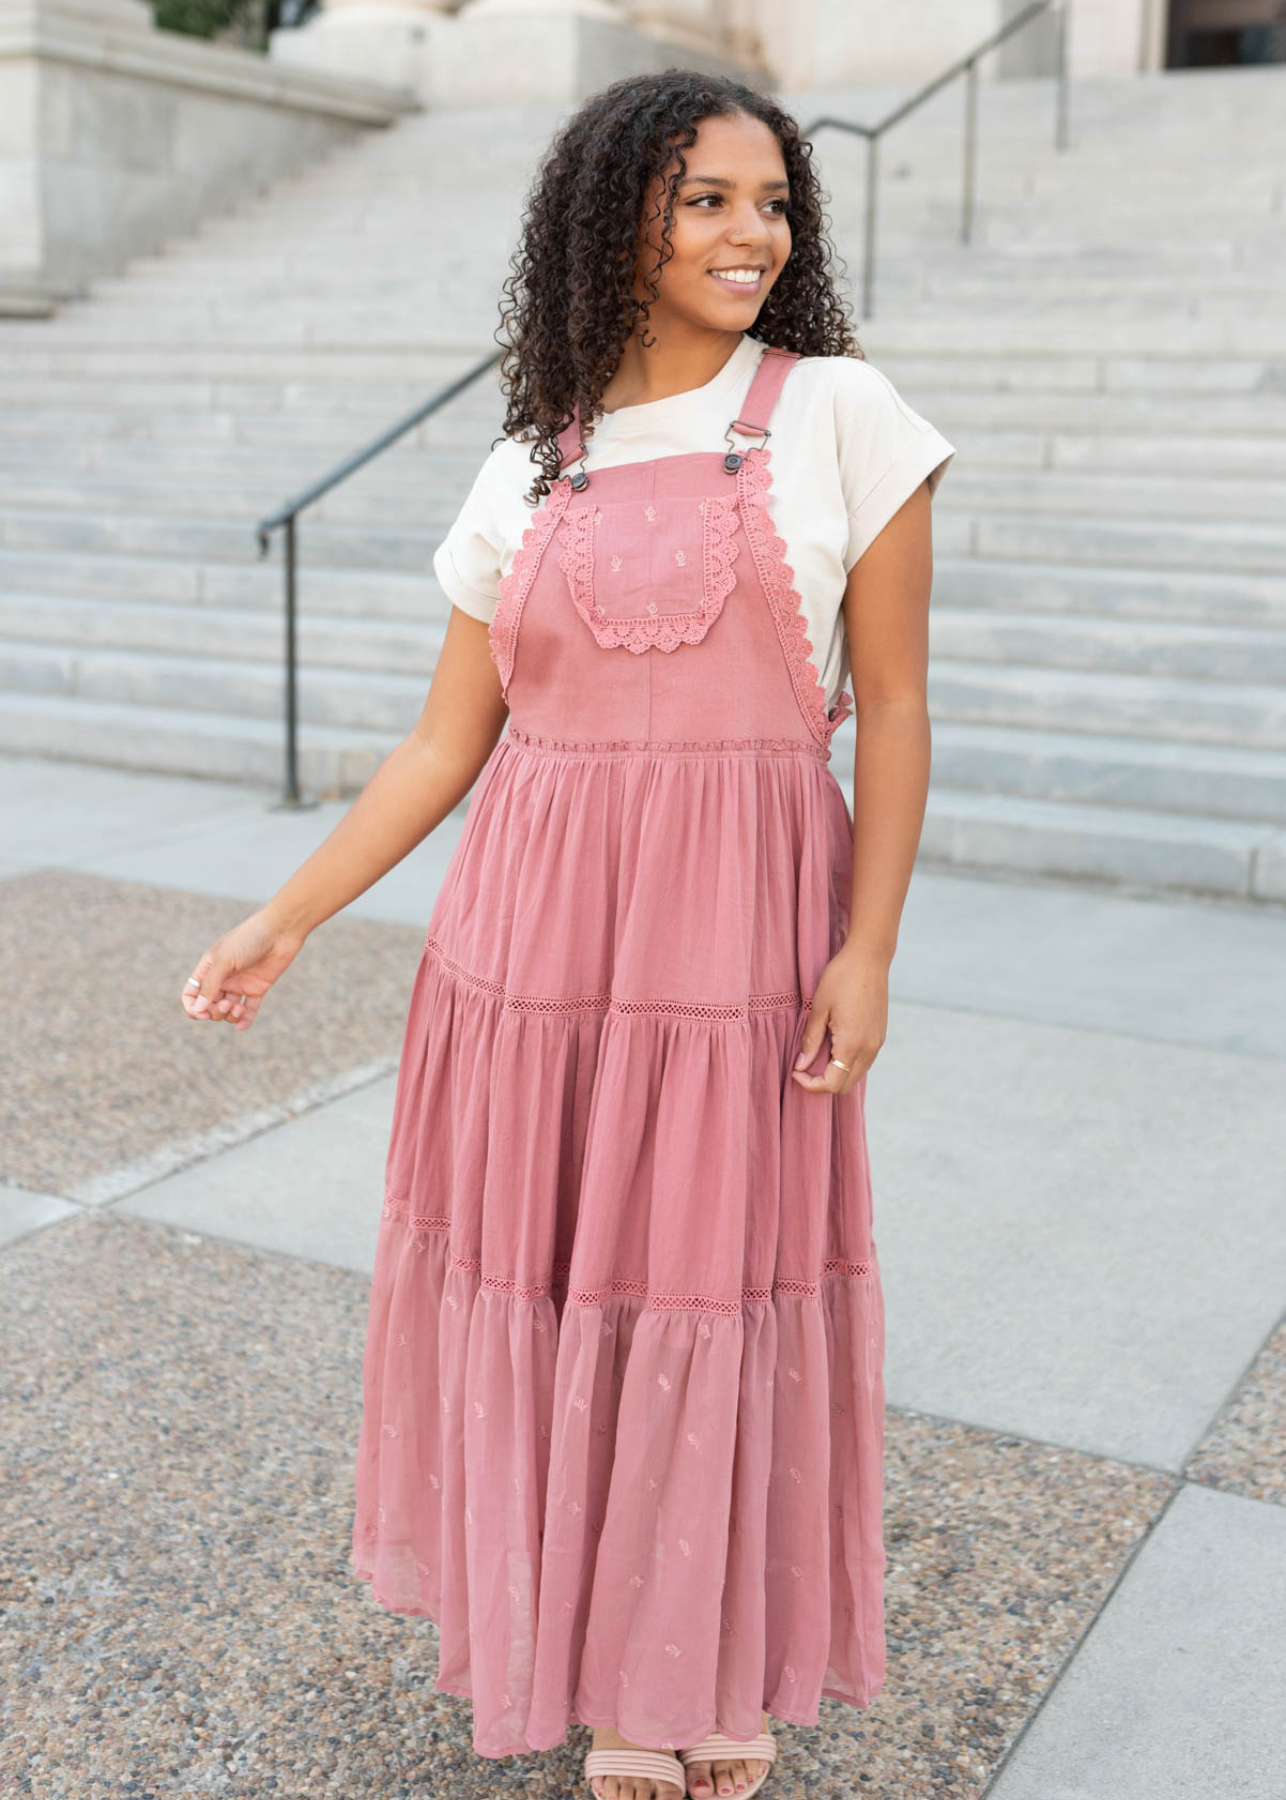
[{"x1": 179, "y1": 607, "x2": 506, "y2": 1030}]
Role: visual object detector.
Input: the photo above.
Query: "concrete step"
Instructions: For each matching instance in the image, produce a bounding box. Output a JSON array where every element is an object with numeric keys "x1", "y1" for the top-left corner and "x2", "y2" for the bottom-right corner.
[
  {"x1": 933, "y1": 558, "x2": 1286, "y2": 630},
  {"x1": 914, "y1": 720, "x2": 1286, "y2": 825},
  {"x1": 930, "y1": 609, "x2": 1286, "y2": 684},
  {"x1": 0, "y1": 506, "x2": 440, "y2": 567},
  {"x1": 0, "y1": 469, "x2": 476, "y2": 521},
  {"x1": 0, "y1": 691, "x2": 395, "y2": 794},
  {"x1": 0, "y1": 548, "x2": 442, "y2": 616},
  {"x1": 0, "y1": 595, "x2": 446, "y2": 670},
  {"x1": 928, "y1": 661, "x2": 1286, "y2": 752},
  {"x1": 974, "y1": 513, "x2": 1286, "y2": 577},
  {"x1": 915, "y1": 784, "x2": 1283, "y2": 903},
  {"x1": 0, "y1": 639, "x2": 430, "y2": 732}
]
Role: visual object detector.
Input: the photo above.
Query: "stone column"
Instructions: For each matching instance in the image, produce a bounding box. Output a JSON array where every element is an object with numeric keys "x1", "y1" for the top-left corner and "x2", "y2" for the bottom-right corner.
[
  {"x1": 436, "y1": 0, "x2": 751, "y2": 105},
  {"x1": 625, "y1": 0, "x2": 726, "y2": 55},
  {"x1": 460, "y1": 0, "x2": 630, "y2": 18},
  {"x1": 269, "y1": 0, "x2": 456, "y2": 95}
]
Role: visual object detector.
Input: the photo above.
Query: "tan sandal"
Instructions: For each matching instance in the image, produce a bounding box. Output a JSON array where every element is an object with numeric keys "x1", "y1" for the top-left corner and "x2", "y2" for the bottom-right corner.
[
  {"x1": 586, "y1": 1743, "x2": 687, "y2": 1798},
  {"x1": 679, "y1": 1731, "x2": 778, "y2": 1799}
]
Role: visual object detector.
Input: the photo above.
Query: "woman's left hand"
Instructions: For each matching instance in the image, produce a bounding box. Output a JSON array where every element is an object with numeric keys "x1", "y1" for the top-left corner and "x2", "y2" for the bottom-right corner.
[{"x1": 791, "y1": 940, "x2": 890, "y2": 1096}]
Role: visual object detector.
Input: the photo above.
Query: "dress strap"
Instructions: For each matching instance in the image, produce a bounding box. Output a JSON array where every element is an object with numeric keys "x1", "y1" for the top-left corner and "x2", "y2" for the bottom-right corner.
[
  {"x1": 727, "y1": 344, "x2": 800, "y2": 442},
  {"x1": 555, "y1": 343, "x2": 800, "y2": 483}
]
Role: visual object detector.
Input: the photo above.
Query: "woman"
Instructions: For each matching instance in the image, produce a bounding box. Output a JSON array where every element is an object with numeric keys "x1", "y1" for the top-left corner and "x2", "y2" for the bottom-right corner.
[{"x1": 181, "y1": 69, "x2": 954, "y2": 1800}]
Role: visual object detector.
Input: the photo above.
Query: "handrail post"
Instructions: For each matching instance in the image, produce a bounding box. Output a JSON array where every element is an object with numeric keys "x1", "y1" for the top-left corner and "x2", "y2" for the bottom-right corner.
[
  {"x1": 255, "y1": 347, "x2": 504, "y2": 814},
  {"x1": 805, "y1": 0, "x2": 1074, "y2": 324},
  {"x1": 278, "y1": 513, "x2": 311, "y2": 810},
  {"x1": 862, "y1": 132, "x2": 879, "y2": 319},
  {"x1": 1054, "y1": 0, "x2": 1071, "y2": 151},
  {"x1": 961, "y1": 54, "x2": 979, "y2": 245}
]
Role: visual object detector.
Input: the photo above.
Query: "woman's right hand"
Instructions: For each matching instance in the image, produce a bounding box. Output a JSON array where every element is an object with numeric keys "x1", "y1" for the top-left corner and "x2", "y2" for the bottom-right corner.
[{"x1": 179, "y1": 906, "x2": 306, "y2": 1033}]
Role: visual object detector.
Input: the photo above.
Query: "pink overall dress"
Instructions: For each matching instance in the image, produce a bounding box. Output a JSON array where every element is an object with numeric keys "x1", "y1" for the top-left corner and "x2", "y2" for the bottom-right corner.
[{"x1": 351, "y1": 344, "x2": 888, "y2": 1760}]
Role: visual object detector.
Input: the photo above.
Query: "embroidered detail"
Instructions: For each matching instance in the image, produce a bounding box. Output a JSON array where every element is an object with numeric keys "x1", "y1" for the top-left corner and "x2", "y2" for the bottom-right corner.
[
  {"x1": 569, "y1": 1277, "x2": 650, "y2": 1304},
  {"x1": 558, "y1": 492, "x2": 740, "y2": 655},
  {"x1": 644, "y1": 504, "x2": 657, "y2": 522},
  {"x1": 488, "y1": 479, "x2": 572, "y2": 700},
  {"x1": 737, "y1": 450, "x2": 854, "y2": 751},
  {"x1": 825, "y1": 1256, "x2": 874, "y2": 1278},
  {"x1": 504, "y1": 723, "x2": 829, "y2": 761}
]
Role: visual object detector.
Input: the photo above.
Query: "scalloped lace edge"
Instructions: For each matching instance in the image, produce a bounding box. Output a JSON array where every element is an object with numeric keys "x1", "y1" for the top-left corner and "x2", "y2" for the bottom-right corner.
[
  {"x1": 558, "y1": 493, "x2": 741, "y2": 655},
  {"x1": 488, "y1": 480, "x2": 572, "y2": 697},
  {"x1": 738, "y1": 450, "x2": 854, "y2": 749}
]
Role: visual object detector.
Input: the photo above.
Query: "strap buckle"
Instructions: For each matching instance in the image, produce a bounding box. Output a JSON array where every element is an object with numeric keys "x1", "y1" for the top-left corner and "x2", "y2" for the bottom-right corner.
[{"x1": 722, "y1": 418, "x2": 771, "y2": 472}]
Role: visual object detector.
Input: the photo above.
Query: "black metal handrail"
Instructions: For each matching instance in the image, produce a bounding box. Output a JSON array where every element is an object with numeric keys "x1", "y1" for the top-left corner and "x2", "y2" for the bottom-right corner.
[
  {"x1": 256, "y1": 2, "x2": 1071, "y2": 805},
  {"x1": 254, "y1": 348, "x2": 503, "y2": 805},
  {"x1": 801, "y1": 0, "x2": 1071, "y2": 318}
]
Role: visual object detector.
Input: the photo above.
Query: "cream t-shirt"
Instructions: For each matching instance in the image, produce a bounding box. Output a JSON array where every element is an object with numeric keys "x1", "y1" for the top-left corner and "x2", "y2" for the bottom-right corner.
[{"x1": 432, "y1": 332, "x2": 955, "y2": 711}]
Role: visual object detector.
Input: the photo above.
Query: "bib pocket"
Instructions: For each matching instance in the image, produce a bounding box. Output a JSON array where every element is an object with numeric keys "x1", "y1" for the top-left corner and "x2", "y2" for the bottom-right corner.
[{"x1": 557, "y1": 492, "x2": 740, "y2": 654}]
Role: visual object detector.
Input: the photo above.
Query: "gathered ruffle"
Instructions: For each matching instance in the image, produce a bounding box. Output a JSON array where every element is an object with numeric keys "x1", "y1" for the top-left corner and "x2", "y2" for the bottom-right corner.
[{"x1": 352, "y1": 1219, "x2": 886, "y2": 1757}]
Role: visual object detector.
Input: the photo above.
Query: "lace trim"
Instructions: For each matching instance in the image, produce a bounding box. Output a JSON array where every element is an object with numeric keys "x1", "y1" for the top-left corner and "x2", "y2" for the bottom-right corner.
[
  {"x1": 422, "y1": 935, "x2": 808, "y2": 1021},
  {"x1": 703, "y1": 490, "x2": 740, "y2": 611},
  {"x1": 557, "y1": 493, "x2": 739, "y2": 655},
  {"x1": 488, "y1": 479, "x2": 572, "y2": 699},
  {"x1": 379, "y1": 1197, "x2": 873, "y2": 1301},
  {"x1": 737, "y1": 450, "x2": 855, "y2": 751},
  {"x1": 503, "y1": 724, "x2": 827, "y2": 762}
]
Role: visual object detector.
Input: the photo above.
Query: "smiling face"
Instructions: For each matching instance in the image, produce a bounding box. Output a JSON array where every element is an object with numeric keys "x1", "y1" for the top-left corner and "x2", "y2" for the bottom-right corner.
[{"x1": 632, "y1": 109, "x2": 792, "y2": 337}]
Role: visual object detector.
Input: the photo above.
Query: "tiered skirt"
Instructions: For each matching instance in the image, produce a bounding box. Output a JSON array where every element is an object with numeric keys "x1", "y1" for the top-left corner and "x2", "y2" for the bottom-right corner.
[{"x1": 351, "y1": 730, "x2": 887, "y2": 1757}]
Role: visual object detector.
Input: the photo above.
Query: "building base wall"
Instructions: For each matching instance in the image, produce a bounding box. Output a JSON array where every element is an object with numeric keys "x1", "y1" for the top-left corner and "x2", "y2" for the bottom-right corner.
[
  {"x1": 269, "y1": 6, "x2": 761, "y2": 109},
  {"x1": 0, "y1": 0, "x2": 412, "y2": 311}
]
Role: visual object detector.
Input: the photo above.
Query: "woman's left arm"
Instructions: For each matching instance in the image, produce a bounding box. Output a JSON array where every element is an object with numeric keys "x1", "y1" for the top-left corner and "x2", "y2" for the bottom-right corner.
[{"x1": 792, "y1": 478, "x2": 933, "y2": 1094}]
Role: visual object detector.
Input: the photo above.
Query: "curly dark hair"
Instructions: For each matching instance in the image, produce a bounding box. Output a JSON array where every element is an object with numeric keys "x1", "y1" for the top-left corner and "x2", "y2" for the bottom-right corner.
[{"x1": 493, "y1": 68, "x2": 863, "y2": 503}]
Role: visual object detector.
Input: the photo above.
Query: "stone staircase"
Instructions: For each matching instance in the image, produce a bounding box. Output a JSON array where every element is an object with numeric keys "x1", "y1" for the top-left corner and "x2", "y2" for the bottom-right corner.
[{"x1": 1, "y1": 67, "x2": 1285, "y2": 902}]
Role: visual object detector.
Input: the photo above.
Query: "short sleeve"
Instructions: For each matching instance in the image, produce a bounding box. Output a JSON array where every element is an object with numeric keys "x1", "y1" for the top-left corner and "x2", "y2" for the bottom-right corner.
[
  {"x1": 431, "y1": 443, "x2": 513, "y2": 625},
  {"x1": 834, "y1": 360, "x2": 956, "y2": 572}
]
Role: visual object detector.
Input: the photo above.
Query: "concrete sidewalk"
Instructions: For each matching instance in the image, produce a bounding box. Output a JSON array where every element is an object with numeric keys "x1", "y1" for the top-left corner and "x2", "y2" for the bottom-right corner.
[{"x1": 2, "y1": 751, "x2": 1284, "y2": 1800}]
